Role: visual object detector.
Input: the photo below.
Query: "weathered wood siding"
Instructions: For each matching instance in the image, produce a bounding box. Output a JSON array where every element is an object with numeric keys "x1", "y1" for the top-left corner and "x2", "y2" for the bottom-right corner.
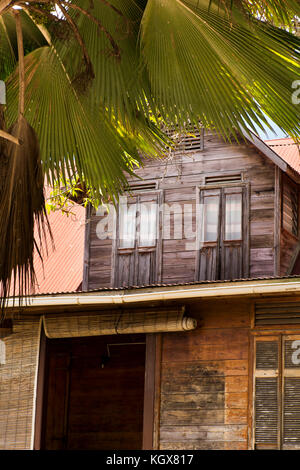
[
  {"x1": 159, "y1": 298, "x2": 251, "y2": 450},
  {"x1": 280, "y1": 230, "x2": 299, "y2": 275},
  {"x1": 88, "y1": 208, "x2": 113, "y2": 289},
  {"x1": 279, "y1": 174, "x2": 300, "y2": 275},
  {"x1": 86, "y1": 130, "x2": 277, "y2": 289}
]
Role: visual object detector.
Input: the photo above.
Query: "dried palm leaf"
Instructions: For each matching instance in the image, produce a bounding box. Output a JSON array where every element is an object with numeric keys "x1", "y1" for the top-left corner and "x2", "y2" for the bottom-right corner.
[
  {"x1": 0, "y1": 115, "x2": 52, "y2": 315},
  {"x1": 0, "y1": 10, "x2": 51, "y2": 316}
]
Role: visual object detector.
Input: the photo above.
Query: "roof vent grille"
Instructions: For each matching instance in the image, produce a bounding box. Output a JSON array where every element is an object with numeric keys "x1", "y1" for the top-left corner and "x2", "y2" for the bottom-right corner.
[
  {"x1": 205, "y1": 174, "x2": 242, "y2": 185},
  {"x1": 165, "y1": 126, "x2": 204, "y2": 153},
  {"x1": 127, "y1": 183, "x2": 157, "y2": 192},
  {"x1": 255, "y1": 302, "x2": 300, "y2": 326}
]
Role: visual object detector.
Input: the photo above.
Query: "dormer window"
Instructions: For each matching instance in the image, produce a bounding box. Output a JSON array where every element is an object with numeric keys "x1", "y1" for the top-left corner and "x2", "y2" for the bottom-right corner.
[
  {"x1": 118, "y1": 201, "x2": 157, "y2": 249},
  {"x1": 113, "y1": 187, "x2": 162, "y2": 287},
  {"x1": 196, "y1": 183, "x2": 248, "y2": 281},
  {"x1": 225, "y1": 193, "x2": 242, "y2": 241}
]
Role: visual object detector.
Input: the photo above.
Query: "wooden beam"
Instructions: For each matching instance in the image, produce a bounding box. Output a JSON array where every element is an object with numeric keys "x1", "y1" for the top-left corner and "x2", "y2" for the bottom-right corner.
[
  {"x1": 153, "y1": 334, "x2": 162, "y2": 450},
  {"x1": 274, "y1": 167, "x2": 281, "y2": 276},
  {"x1": 241, "y1": 128, "x2": 288, "y2": 172},
  {"x1": 34, "y1": 327, "x2": 47, "y2": 450},
  {"x1": 143, "y1": 334, "x2": 162, "y2": 450},
  {"x1": 82, "y1": 204, "x2": 92, "y2": 291}
]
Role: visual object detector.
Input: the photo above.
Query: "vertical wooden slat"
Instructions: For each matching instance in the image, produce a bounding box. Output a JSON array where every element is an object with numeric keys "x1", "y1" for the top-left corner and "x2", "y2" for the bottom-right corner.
[
  {"x1": 274, "y1": 167, "x2": 281, "y2": 276},
  {"x1": 82, "y1": 204, "x2": 92, "y2": 291},
  {"x1": 153, "y1": 334, "x2": 162, "y2": 450},
  {"x1": 34, "y1": 328, "x2": 47, "y2": 450},
  {"x1": 143, "y1": 334, "x2": 156, "y2": 450},
  {"x1": 283, "y1": 336, "x2": 300, "y2": 448},
  {"x1": 243, "y1": 183, "x2": 250, "y2": 278}
]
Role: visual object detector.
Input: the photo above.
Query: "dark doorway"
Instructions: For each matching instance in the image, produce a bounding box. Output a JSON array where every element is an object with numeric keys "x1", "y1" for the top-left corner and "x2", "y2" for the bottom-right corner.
[{"x1": 41, "y1": 334, "x2": 146, "y2": 450}]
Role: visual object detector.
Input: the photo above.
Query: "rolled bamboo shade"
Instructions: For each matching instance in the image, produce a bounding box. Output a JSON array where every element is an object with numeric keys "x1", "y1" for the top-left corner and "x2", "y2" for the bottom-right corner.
[{"x1": 43, "y1": 306, "x2": 197, "y2": 339}]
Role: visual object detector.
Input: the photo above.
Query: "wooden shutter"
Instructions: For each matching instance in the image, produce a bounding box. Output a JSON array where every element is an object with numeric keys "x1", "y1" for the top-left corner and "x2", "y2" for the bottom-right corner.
[
  {"x1": 282, "y1": 336, "x2": 300, "y2": 449},
  {"x1": 196, "y1": 188, "x2": 221, "y2": 281},
  {"x1": 114, "y1": 190, "x2": 162, "y2": 287},
  {"x1": 220, "y1": 187, "x2": 245, "y2": 280},
  {"x1": 254, "y1": 338, "x2": 280, "y2": 449},
  {"x1": 196, "y1": 184, "x2": 249, "y2": 281},
  {"x1": 253, "y1": 335, "x2": 300, "y2": 450}
]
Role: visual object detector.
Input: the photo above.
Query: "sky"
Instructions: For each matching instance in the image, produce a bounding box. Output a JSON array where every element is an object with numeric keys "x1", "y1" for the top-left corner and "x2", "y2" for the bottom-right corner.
[{"x1": 254, "y1": 115, "x2": 289, "y2": 140}]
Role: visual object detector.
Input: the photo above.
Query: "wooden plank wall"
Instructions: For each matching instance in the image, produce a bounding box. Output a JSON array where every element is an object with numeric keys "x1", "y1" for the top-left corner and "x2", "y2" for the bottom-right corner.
[
  {"x1": 87, "y1": 130, "x2": 277, "y2": 289},
  {"x1": 88, "y1": 208, "x2": 113, "y2": 288},
  {"x1": 159, "y1": 298, "x2": 250, "y2": 450},
  {"x1": 279, "y1": 174, "x2": 300, "y2": 276},
  {"x1": 280, "y1": 230, "x2": 299, "y2": 275}
]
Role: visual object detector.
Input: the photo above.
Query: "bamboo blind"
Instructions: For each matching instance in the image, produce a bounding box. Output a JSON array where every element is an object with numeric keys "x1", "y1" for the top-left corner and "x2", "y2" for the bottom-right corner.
[
  {"x1": 0, "y1": 316, "x2": 41, "y2": 450},
  {"x1": 43, "y1": 307, "x2": 197, "y2": 339}
]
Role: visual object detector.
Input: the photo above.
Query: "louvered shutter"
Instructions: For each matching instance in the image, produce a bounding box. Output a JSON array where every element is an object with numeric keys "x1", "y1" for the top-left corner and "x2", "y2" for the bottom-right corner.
[
  {"x1": 254, "y1": 339, "x2": 280, "y2": 449},
  {"x1": 283, "y1": 337, "x2": 300, "y2": 449}
]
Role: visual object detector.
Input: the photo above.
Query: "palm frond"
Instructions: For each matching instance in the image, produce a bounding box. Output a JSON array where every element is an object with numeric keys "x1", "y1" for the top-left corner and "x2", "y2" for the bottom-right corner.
[
  {"x1": 0, "y1": 116, "x2": 50, "y2": 312},
  {"x1": 5, "y1": 45, "x2": 146, "y2": 199},
  {"x1": 140, "y1": 0, "x2": 300, "y2": 138}
]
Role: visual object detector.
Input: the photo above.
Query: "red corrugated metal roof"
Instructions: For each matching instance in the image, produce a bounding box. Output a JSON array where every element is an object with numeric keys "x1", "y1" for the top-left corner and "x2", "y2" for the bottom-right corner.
[
  {"x1": 33, "y1": 189, "x2": 85, "y2": 294},
  {"x1": 265, "y1": 137, "x2": 300, "y2": 175}
]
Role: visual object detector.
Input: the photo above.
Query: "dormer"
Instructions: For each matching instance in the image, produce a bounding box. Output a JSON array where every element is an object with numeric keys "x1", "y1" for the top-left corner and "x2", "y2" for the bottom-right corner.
[{"x1": 83, "y1": 130, "x2": 300, "y2": 290}]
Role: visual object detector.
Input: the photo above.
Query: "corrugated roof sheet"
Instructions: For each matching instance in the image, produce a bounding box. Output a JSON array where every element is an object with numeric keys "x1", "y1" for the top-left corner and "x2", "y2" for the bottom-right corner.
[
  {"x1": 265, "y1": 137, "x2": 300, "y2": 175},
  {"x1": 22, "y1": 274, "x2": 300, "y2": 298},
  {"x1": 33, "y1": 189, "x2": 85, "y2": 294}
]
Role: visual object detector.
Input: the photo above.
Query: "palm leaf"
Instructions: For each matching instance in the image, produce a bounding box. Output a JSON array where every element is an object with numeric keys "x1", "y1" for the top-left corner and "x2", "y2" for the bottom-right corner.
[
  {"x1": 140, "y1": 0, "x2": 300, "y2": 138},
  {"x1": 0, "y1": 116, "x2": 50, "y2": 312},
  {"x1": 5, "y1": 45, "x2": 146, "y2": 199}
]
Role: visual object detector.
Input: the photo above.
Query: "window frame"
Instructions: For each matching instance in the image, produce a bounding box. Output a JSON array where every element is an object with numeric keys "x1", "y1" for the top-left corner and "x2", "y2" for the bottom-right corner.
[
  {"x1": 195, "y1": 181, "x2": 250, "y2": 281},
  {"x1": 251, "y1": 332, "x2": 300, "y2": 450},
  {"x1": 111, "y1": 186, "x2": 163, "y2": 288}
]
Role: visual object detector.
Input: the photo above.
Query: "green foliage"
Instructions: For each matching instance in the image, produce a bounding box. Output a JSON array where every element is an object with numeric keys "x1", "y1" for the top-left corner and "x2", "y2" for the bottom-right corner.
[
  {"x1": 1, "y1": 1, "x2": 299, "y2": 197},
  {"x1": 46, "y1": 174, "x2": 101, "y2": 216}
]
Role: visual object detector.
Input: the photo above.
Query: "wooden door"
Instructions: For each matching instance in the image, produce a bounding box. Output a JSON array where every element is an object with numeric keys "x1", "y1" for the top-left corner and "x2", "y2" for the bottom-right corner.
[
  {"x1": 114, "y1": 191, "x2": 162, "y2": 287},
  {"x1": 42, "y1": 335, "x2": 146, "y2": 450},
  {"x1": 196, "y1": 186, "x2": 248, "y2": 281}
]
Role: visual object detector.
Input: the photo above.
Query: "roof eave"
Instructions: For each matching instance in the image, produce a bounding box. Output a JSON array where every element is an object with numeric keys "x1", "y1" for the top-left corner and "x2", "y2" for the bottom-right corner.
[{"x1": 6, "y1": 277, "x2": 300, "y2": 312}]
